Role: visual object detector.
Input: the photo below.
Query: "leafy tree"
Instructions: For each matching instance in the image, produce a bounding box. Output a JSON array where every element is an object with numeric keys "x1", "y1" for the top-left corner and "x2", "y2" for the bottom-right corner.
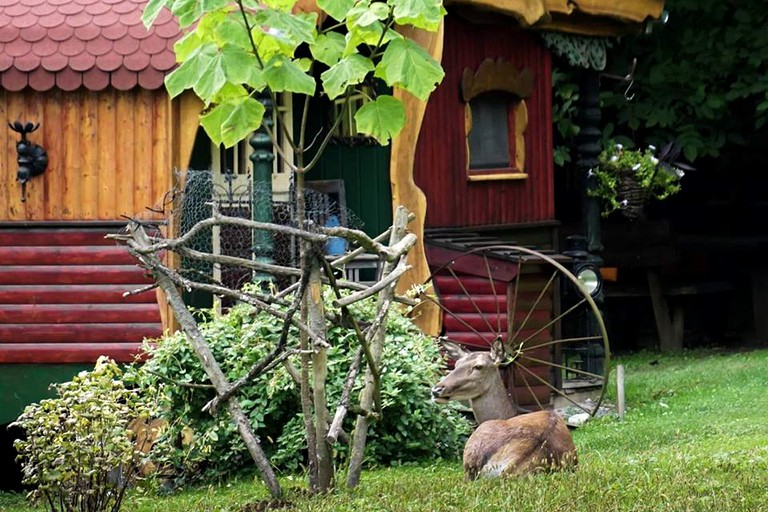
[
  {"x1": 601, "y1": 0, "x2": 768, "y2": 162},
  {"x1": 139, "y1": 0, "x2": 447, "y2": 498}
]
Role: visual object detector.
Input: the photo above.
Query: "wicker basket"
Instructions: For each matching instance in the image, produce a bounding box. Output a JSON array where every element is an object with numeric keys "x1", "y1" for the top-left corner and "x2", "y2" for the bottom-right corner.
[{"x1": 616, "y1": 168, "x2": 650, "y2": 220}]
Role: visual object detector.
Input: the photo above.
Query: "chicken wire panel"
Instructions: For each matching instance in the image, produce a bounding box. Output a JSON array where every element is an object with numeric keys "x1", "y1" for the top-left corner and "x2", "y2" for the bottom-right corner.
[{"x1": 128, "y1": 170, "x2": 366, "y2": 295}]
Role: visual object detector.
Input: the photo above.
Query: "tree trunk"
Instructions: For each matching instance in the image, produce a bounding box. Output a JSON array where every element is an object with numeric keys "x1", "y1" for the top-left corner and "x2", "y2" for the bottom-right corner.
[
  {"x1": 346, "y1": 206, "x2": 410, "y2": 487},
  {"x1": 306, "y1": 252, "x2": 334, "y2": 491}
]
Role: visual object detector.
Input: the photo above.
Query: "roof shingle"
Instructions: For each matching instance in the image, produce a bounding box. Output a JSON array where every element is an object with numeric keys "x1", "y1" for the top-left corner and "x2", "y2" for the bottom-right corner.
[{"x1": 0, "y1": 0, "x2": 179, "y2": 91}]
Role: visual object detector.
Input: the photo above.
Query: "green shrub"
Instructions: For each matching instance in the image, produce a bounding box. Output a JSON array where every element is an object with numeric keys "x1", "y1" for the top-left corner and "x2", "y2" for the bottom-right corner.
[
  {"x1": 12, "y1": 357, "x2": 157, "y2": 512},
  {"x1": 129, "y1": 297, "x2": 470, "y2": 483}
]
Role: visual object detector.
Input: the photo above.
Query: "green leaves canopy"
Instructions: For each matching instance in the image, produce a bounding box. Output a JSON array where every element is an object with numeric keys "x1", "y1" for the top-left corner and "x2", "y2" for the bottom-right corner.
[{"x1": 143, "y1": 0, "x2": 446, "y2": 147}]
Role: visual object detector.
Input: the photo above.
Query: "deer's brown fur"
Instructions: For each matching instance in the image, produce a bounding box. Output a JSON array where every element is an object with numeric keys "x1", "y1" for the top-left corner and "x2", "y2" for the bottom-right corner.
[{"x1": 432, "y1": 339, "x2": 577, "y2": 480}]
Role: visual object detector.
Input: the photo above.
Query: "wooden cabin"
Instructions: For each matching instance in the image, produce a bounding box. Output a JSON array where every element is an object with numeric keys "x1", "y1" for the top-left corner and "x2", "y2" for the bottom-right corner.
[
  {"x1": 0, "y1": 0, "x2": 200, "y2": 426},
  {"x1": 0, "y1": 0, "x2": 665, "y2": 425}
]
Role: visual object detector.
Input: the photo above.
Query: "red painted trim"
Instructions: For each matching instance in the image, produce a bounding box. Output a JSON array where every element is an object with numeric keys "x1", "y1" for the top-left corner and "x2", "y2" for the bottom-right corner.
[
  {"x1": 0, "y1": 285, "x2": 158, "y2": 304},
  {"x1": 0, "y1": 246, "x2": 137, "y2": 265},
  {"x1": 0, "y1": 304, "x2": 161, "y2": 324},
  {"x1": 0, "y1": 343, "x2": 147, "y2": 364},
  {"x1": 428, "y1": 246, "x2": 519, "y2": 282},
  {"x1": 0, "y1": 265, "x2": 152, "y2": 285},
  {"x1": 0, "y1": 229, "x2": 120, "y2": 247},
  {"x1": 0, "y1": 324, "x2": 163, "y2": 344}
]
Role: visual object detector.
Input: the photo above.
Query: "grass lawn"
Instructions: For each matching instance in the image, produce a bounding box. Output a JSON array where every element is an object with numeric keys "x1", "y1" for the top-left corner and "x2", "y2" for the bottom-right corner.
[{"x1": 2, "y1": 348, "x2": 767, "y2": 512}]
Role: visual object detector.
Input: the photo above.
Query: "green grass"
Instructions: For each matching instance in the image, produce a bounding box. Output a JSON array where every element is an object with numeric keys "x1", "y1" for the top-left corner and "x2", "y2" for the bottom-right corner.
[{"x1": 2, "y1": 348, "x2": 767, "y2": 512}]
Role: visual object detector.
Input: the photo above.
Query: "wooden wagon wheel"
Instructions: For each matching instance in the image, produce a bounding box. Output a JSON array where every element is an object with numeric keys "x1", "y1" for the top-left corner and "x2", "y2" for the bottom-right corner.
[{"x1": 421, "y1": 244, "x2": 610, "y2": 417}]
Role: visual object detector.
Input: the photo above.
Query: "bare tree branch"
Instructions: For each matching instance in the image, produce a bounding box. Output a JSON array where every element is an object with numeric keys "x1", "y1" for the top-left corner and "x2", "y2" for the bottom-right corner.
[{"x1": 327, "y1": 346, "x2": 363, "y2": 443}]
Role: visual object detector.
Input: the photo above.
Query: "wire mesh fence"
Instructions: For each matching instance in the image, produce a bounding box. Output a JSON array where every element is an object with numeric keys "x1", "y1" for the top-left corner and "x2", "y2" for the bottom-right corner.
[{"x1": 126, "y1": 169, "x2": 368, "y2": 299}]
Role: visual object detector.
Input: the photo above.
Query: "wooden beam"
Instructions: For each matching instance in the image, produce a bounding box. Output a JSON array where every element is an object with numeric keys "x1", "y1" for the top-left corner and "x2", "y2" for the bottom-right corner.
[{"x1": 390, "y1": 22, "x2": 444, "y2": 336}]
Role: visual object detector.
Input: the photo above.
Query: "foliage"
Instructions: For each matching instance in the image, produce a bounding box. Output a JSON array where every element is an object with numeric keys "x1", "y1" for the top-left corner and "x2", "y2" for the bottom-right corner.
[
  {"x1": 589, "y1": 141, "x2": 689, "y2": 217},
  {"x1": 141, "y1": 0, "x2": 445, "y2": 147},
  {"x1": 551, "y1": 68, "x2": 580, "y2": 167},
  {"x1": 5, "y1": 348, "x2": 768, "y2": 512},
  {"x1": 602, "y1": 0, "x2": 768, "y2": 162},
  {"x1": 126, "y1": 297, "x2": 470, "y2": 484},
  {"x1": 11, "y1": 357, "x2": 157, "y2": 512}
]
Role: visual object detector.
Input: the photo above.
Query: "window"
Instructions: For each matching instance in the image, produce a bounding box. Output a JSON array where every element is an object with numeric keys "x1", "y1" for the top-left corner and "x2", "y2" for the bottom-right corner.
[
  {"x1": 462, "y1": 59, "x2": 533, "y2": 181},
  {"x1": 210, "y1": 94, "x2": 294, "y2": 201}
]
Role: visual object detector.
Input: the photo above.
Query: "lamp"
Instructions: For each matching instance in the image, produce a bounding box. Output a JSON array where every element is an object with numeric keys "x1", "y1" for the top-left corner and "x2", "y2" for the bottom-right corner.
[{"x1": 9, "y1": 121, "x2": 48, "y2": 203}]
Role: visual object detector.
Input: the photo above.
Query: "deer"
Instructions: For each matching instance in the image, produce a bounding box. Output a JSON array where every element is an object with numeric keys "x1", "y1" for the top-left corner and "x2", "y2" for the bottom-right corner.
[{"x1": 431, "y1": 338, "x2": 577, "y2": 480}]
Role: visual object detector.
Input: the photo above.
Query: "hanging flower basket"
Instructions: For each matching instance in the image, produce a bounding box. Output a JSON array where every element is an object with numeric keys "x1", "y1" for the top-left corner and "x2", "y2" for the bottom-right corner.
[
  {"x1": 615, "y1": 166, "x2": 652, "y2": 219},
  {"x1": 589, "y1": 142, "x2": 693, "y2": 220}
]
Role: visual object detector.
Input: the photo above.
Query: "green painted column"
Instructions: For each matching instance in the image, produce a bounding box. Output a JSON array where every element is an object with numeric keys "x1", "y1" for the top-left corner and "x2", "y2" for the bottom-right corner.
[{"x1": 249, "y1": 96, "x2": 275, "y2": 281}]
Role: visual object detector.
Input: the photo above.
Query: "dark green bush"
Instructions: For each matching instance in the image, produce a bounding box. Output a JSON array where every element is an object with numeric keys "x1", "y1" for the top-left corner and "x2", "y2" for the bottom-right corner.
[
  {"x1": 129, "y1": 297, "x2": 470, "y2": 483},
  {"x1": 12, "y1": 357, "x2": 157, "y2": 512}
]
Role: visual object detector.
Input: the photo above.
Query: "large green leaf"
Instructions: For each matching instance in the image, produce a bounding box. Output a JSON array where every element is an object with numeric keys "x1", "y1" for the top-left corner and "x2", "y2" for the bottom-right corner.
[
  {"x1": 141, "y1": 0, "x2": 167, "y2": 27},
  {"x1": 201, "y1": 96, "x2": 266, "y2": 148},
  {"x1": 221, "y1": 44, "x2": 266, "y2": 90},
  {"x1": 354, "y1": 95, "x2": 405, "y2": 144},
  {"x1": 321, "y1": 54, "x2": 374, "y2": 99},
  {"x1": 375, "y1": 38, "x2": 443, "y2": 100},
  {"x1": 164, "y1": 43, "x2": 219, "y2": 99},
  {"x1": 263, "y1": 55, "x2": 316, "y2": 95},
  {"x1": 251, "y1": 27, "x2": 295, "y2": 61},
  {"x1": 311, "y1": 32, "x2": 346, "y2": 66},
  {"x1": 210, "y1": 13, "x2": 252, "y2": 49},
  {"x1": 193, "y1": 49, "x2": 227, "y2": 102},
  {"x1": 170, "y1": 0, "x2": 202, "y2": 27},
  {"x1": 200, "y1": 0, "x2": 229, "y2": 13},
  {"x1": 251, "y1": 8, "x2": 318, "y2": 47},
  {"x1": 390, "y1": 0, "x2": 443, "y2": 31},
  {"x1": 317, "y1": 0, "x2": 355, "y2": 22},
  {"x1": 348, "y1": 2, "x2": 390, "y2": 28},
  {"x1": 344, "y1": 23, "x2": 401, "y2": 56},
  {"x1": 262, "y1": 0, "x2": 296, "y2": 11},
  {"x1": 173, "y1": 31, "x2": 202, "y2": 61}
]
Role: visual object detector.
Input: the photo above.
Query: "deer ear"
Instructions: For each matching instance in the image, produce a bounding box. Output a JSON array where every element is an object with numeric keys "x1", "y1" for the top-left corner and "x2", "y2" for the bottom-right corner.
[
  {"x1": 439, "y1": 338, "x2": 467, "y2": 360},
  {"x1": 490, "y1": 338, "x2": 506, "y2": 365}
]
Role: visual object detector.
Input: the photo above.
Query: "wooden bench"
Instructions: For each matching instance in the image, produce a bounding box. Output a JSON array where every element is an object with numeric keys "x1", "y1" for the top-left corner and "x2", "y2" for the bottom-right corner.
[{"x1": 604, "y1": 274, "x2": 733, "y2": 351}]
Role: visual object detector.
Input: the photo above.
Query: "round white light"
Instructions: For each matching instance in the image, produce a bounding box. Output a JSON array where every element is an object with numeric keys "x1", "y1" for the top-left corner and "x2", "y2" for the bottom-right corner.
[{"x1": 576, "y1": 267, "x2": 600, "y2": 296}]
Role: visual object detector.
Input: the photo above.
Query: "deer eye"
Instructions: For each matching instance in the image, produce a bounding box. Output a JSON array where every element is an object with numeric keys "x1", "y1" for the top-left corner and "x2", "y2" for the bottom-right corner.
[{"x1": 473, "y1": 364, "x2": 484, "y2": 371}]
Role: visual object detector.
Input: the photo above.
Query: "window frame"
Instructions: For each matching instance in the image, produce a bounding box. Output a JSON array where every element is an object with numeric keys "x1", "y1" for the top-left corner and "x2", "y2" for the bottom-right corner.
[{"x1": 461, "y1": 59, "x2": 533, "y2": 182}]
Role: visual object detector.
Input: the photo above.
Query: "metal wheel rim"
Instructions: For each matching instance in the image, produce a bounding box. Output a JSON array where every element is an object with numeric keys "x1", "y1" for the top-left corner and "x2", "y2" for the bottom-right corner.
[{"x1": 422, "y1": 244, "x2": 611, "y2": 417}]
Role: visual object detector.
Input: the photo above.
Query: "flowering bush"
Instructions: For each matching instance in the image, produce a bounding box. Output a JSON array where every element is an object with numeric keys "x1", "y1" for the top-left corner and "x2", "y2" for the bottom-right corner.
[
  {"x1": 589, "y1": 142, "x2": 691, "y2": 218},
  {"x1": 12, "y1": 357, "x2": 158, "y2": 512}
]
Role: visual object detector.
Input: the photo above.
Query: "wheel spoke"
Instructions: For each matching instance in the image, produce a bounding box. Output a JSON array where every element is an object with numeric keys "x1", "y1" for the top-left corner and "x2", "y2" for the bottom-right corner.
[
  {"x1": 520, "y1": 355, "x2": 605, "y2": 381},
  {"x1": 446, "y1": 266, "x2": 498, "y2": 337},
  {"x1": 507, "y1": 258, "x2": 523, "y2": 349},
  {"x1": 519, "y1": 335, "x2": 605, "y2": 353},
  {"x1": 419, "y1": 289, "x2": 494, "y2": 345},
  {"x1": 514, "y1": 361, "x2": 595, "y2": 415},
  {"x1": 513, "y1": 362, "x2": 544, "y2": 411},
  {"x1": 509, "y1": 268, "x2": 558, "y2": 345},
  {"x1": 515, "y1": 297, "x2": 588, "y2": 348},
  {"x1": 483, "y1": 252, "x2": 502, "y2": 335}
]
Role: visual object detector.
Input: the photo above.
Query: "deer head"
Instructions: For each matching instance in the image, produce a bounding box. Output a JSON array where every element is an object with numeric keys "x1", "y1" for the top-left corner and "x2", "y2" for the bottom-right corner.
[{"x1": 431, "y1": 338, "x2": 517, "y2": 423}]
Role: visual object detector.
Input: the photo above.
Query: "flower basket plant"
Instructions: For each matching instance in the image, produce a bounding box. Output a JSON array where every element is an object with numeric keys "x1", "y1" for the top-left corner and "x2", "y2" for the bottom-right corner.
[{"x1": 589, "y1": 142, "x2": 693, "y2": 219}]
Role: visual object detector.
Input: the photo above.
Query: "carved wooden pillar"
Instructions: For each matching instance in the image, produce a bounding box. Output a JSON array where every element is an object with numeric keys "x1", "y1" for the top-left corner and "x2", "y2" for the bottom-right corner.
[{"x1": 576, "y1": 68, "x2": 603, "y2": 254}]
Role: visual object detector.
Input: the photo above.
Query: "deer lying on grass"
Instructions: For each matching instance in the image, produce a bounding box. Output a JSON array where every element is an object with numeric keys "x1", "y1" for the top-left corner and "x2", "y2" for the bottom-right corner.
[{"x1": 431, "y1": 339, "x2": 577, "y2": 480}]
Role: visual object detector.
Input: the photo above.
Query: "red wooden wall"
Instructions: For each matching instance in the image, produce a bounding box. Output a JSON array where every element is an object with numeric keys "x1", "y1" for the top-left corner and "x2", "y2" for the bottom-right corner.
[
  {"x1": 414, "y1": 16, "x2": 555, "y2": 228},
  {"x1": 0, "y1": 227, "x2": 162, "y2": 363}
]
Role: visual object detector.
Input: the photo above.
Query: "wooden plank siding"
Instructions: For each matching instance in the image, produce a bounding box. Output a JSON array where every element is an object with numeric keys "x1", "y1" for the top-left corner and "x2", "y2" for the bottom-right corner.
[
  {"x1": 413, "y1": 16, "x2": 554, "y2": 229},
  {"x1": 0, "y1": 227, "x2": 162, "y2": 363},
  {"x1": 0, "y1": 88, "x2": 172, "y2": 222},
  {"x1": 429, "y1": 259, "x2": 556, "y2": 410}
]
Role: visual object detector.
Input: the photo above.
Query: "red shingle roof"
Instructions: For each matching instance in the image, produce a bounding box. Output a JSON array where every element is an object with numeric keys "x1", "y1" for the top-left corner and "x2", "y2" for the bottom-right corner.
[{"x1": 0, "y1": 0, "x2": 180, "y2": 91}]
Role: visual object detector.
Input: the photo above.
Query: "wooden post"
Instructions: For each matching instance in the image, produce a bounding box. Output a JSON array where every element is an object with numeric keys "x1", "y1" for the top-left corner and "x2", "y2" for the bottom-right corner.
[
  {"x1": 616, "y1": 364, "x2": 625, "y2": 420},
  {"x1": 647, "y1": 269, "x2": 682, "y2": 352}
]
